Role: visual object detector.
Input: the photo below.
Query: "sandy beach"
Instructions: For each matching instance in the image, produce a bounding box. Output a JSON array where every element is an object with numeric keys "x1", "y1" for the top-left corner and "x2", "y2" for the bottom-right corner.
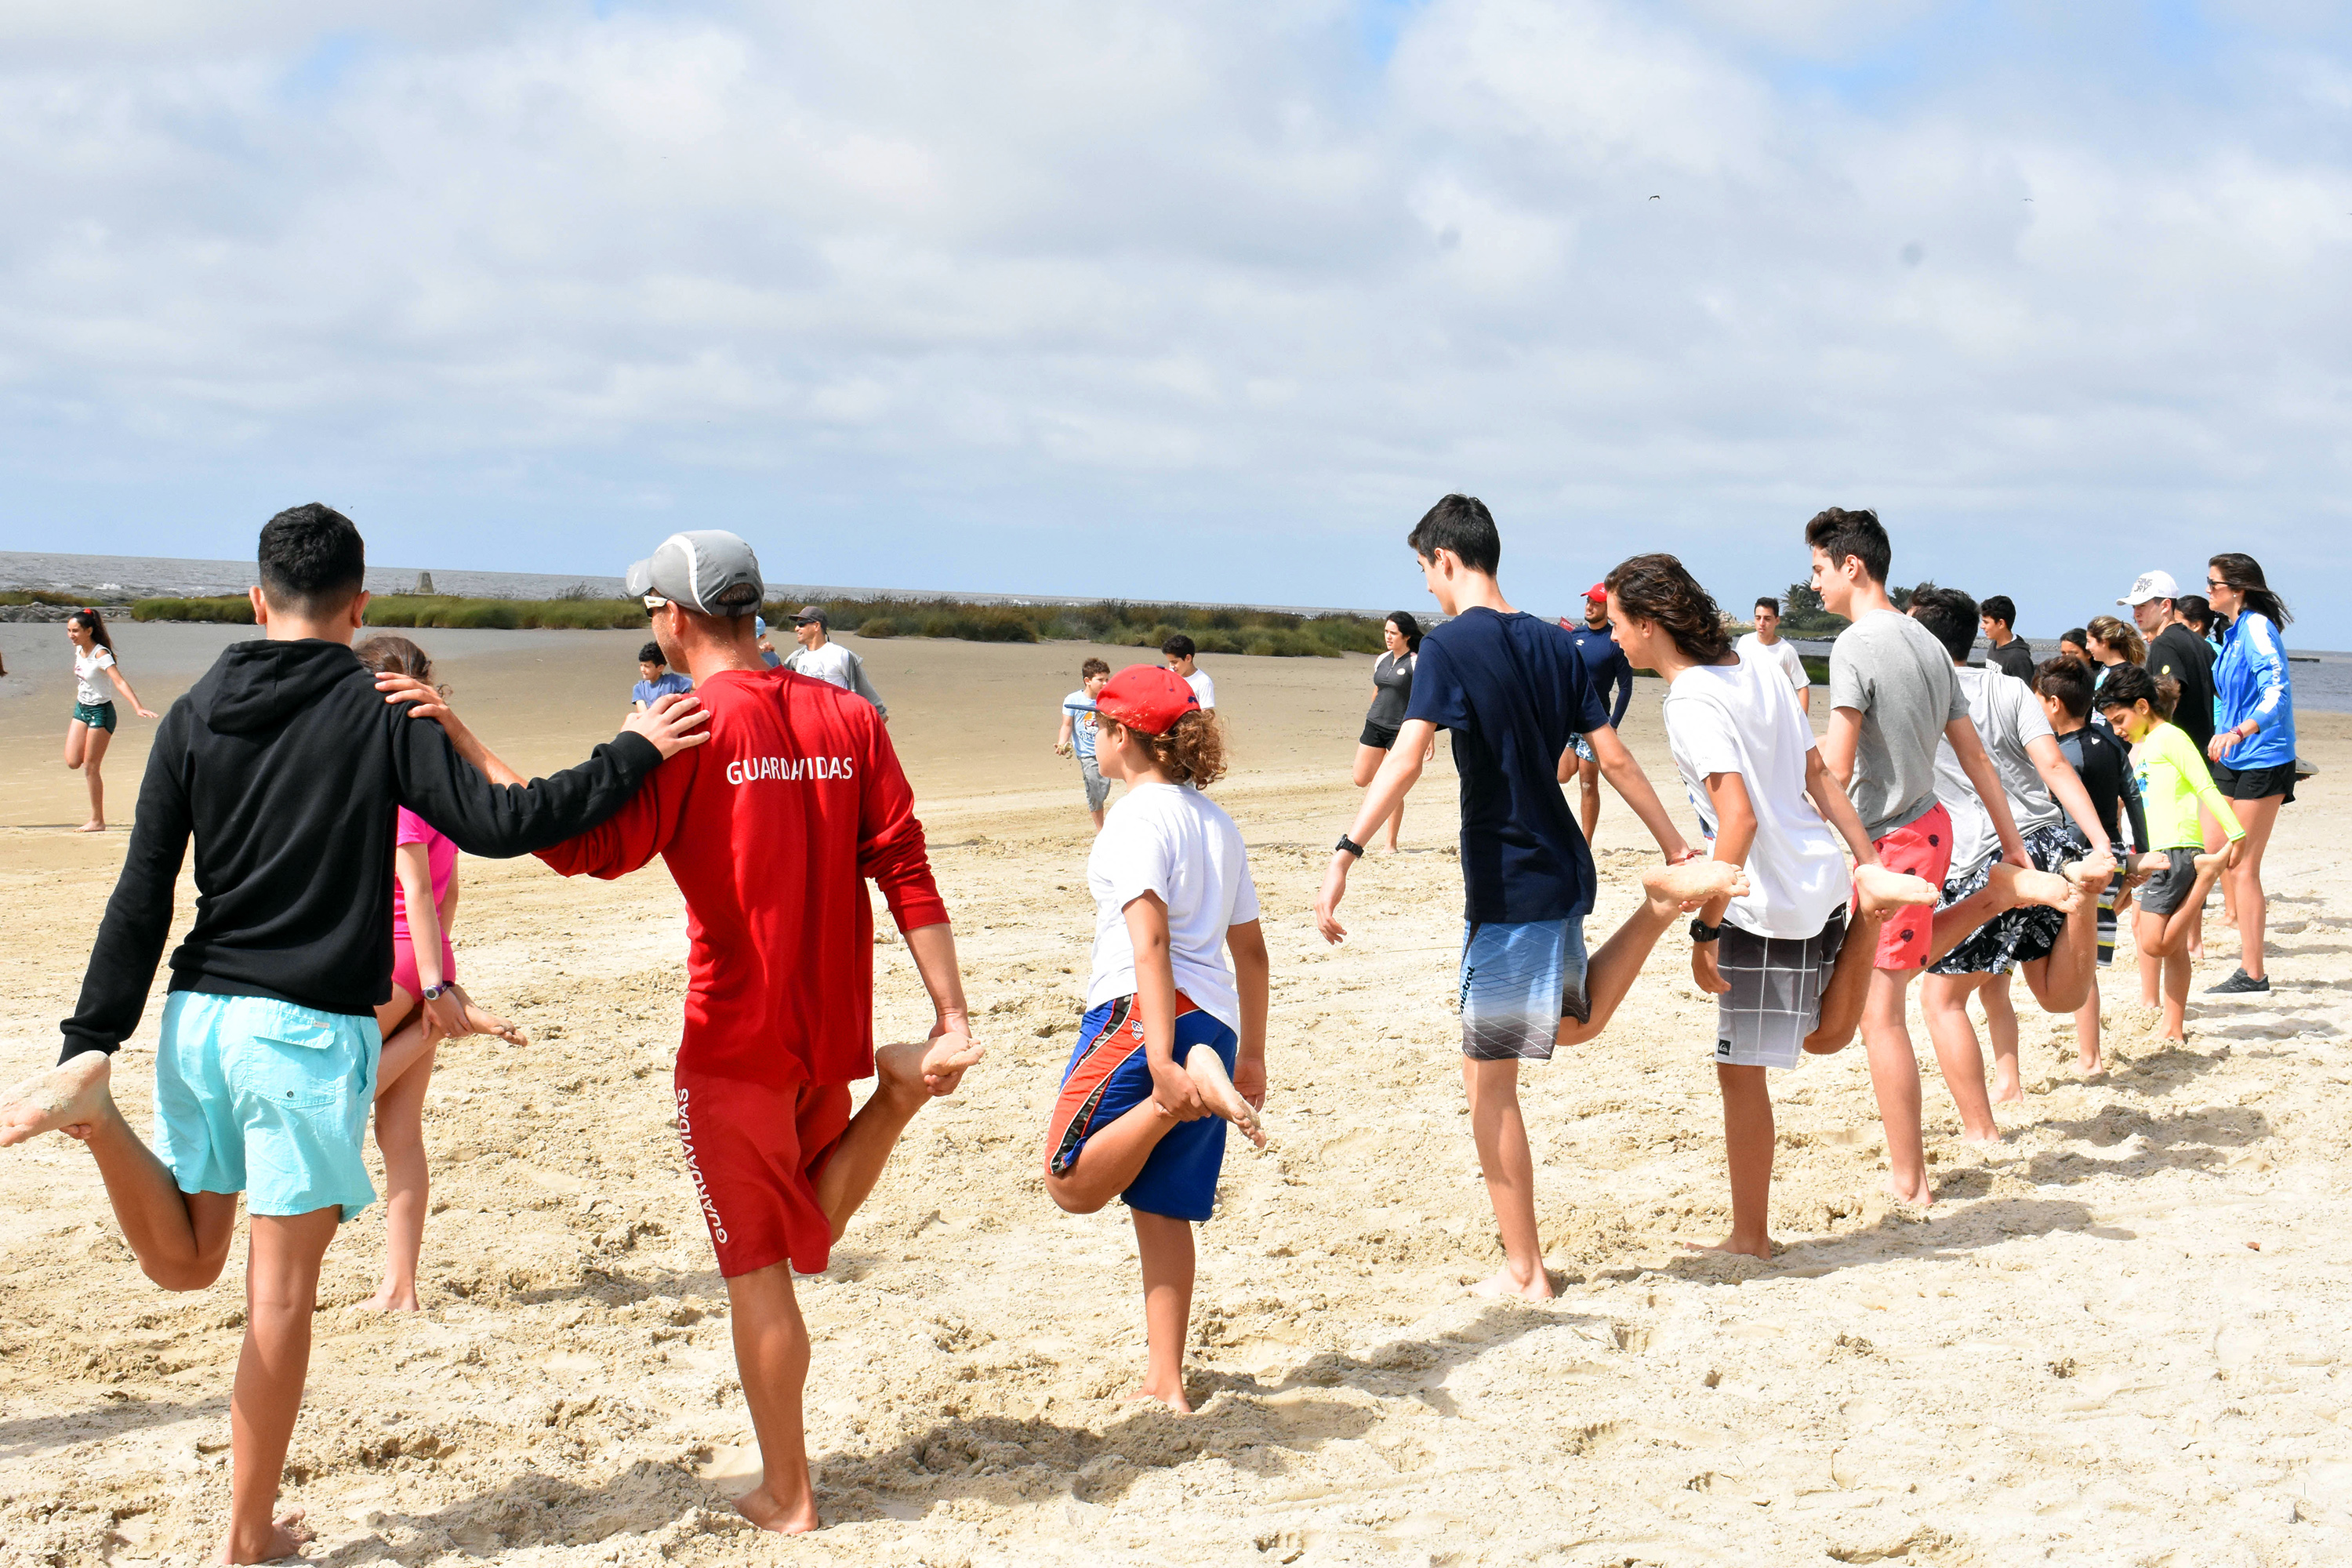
[{"x1": 4, "y1": 624, "x2": 2350, "y2": 1566}]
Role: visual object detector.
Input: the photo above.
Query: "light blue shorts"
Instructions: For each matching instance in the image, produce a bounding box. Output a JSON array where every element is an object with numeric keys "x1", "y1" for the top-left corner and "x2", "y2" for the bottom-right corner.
[
  {"x1": 153, "y1": 993, "x2": 381, "y2": 1221},
  {"x1": 1459, "y1": 918, "x2": 1591, "y2": 1062},
  {"x1": 1566, "y1": 733, "x2": 1596, "y2": 764}
]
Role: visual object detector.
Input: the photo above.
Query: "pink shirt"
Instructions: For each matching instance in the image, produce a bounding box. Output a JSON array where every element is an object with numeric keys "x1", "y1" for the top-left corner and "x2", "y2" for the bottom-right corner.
[{"x1": 391, "y1": 808, "x2": 459, "y2": 943}]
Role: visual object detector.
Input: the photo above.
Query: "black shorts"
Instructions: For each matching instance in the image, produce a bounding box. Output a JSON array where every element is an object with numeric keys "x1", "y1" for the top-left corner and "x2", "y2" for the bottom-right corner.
[
  {"x1": 2209, "y1": 760, "x2": 2296, "y2": 805},
  {"x1": 1359, "y1": 720, "x2": 1400, "y2": 750},
  {"x1": 2137, "y1": 847, "x2": 2205, "y2": 919}
]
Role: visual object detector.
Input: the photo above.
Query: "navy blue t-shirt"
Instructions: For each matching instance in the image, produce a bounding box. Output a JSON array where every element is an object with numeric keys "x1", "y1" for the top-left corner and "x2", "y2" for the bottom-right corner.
[
  {"x1": 1564, "y1": 621, "x2": 1635, "y2": 729},
  {"x1": 1405, "y1": 608, "x2": 1610, "y2": 924}
]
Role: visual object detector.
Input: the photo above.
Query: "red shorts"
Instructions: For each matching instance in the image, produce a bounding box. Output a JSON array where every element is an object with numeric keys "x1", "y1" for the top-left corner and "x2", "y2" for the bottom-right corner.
[
  {"x1": 390, "y1": 934, "x2": 455, "y2": 1002},
  {"x1": 673, "y1": 1069, "x2": 854, "y2": 1278},
  {"x1": 1871, "y1": 803, "x2": 1955, "y2": 972}
]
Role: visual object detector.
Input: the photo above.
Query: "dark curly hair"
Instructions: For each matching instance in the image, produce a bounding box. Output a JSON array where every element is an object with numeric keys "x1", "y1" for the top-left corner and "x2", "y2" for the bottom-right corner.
[{"x1": 1602, "y1": 553, "x2": 1730, "y2": 662}]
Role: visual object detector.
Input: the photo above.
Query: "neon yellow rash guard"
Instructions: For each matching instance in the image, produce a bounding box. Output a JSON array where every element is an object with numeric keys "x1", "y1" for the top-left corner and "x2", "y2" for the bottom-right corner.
[{"x1": 2132, "y1": 720, "x2": 2244, "y2": 851}]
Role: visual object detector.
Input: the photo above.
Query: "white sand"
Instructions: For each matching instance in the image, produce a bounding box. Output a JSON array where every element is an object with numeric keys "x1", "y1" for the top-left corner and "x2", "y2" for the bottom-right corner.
[{"x1": 3, "y1": 630, "x2": 2350, "y2": 1566}]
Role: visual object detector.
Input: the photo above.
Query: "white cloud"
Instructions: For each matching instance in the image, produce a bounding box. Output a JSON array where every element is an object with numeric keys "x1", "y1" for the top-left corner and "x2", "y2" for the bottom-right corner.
[{"x1": 0, "y1": 0, "x2": 2347, "y2": 641}]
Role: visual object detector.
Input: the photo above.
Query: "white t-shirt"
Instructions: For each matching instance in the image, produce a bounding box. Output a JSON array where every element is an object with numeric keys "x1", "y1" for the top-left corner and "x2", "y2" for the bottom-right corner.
[
  {"x1": 1086, "y1": 782, "x2": 1261, "y2": 1033},
  {"x1": 1933, "y1": 664, "x2": 2060, "y2": 871},
  {"x1": 781, "y1": 640, "x2": 885, "y2": 715},
  {"x1": 1184, "y1": 668, "x2": 1216, "y2": 710},
  {"x1": 1735, "y1": 632, "x2": 1809, "y2": 693},
  {"x1": 1661, "y1": 647, "x2": 1849, "y2": 938},
  {"x1": 74, "y1": 647, "x2": 117, "y2": 706}
]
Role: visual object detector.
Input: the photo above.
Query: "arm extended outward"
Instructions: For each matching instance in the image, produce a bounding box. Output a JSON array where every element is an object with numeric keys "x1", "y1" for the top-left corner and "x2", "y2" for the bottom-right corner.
[{"x1": 1315, "y1": 718, "x2": 1436, "y2": 942}]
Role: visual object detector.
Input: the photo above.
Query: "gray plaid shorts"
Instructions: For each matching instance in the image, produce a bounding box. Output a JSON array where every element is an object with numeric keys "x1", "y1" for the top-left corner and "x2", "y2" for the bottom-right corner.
[{"x1": 1713, "y1": 909, "x2": 1847, "y2": 1070}]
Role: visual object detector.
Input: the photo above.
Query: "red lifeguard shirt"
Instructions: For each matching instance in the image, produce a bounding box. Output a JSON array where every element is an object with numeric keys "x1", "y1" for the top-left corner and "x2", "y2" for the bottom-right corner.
[{"x1": 535, "y1": 666, "x2": 948, "y2": 1085}]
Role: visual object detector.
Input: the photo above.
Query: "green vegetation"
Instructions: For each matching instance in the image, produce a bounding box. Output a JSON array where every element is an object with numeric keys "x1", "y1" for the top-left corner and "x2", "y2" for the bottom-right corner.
[
  {"x1": 131, "y1": 593, "x2": 648, "y2": 630},
  {"x1": 1774, "y1": 583, "x2": 1850, "y2": 637},
  {"x1": 0, "y1": 590, "x2": 103, "y2": 608},
  {"x1": 818, "y1": 597, "x2": 1385, "y2": 658},
  {"x1": 126, "y1": 591, "x2": 1388, "y2": 658}
]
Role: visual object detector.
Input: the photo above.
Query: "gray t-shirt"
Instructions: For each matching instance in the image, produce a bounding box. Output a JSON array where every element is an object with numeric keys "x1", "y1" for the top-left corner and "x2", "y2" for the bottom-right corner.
[
  {"x1": 1828, "y1": 609, "x2": 1970, "y2": 840},
  {"x1": 1933, "y1": 665, "x2": 2060, "y2": 869}
]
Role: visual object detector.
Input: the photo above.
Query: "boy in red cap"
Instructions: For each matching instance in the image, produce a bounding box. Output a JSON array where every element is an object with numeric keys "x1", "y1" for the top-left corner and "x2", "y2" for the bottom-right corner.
[
  {"x1": 1043, "y1": 665, "x2": 1269, "y2": 1413},
  {"x1": 426, "y1": 530, "x2": 981, "y2": 1534},
  {"x1": 1562, "y1": 580, "x2": 1635, "y2": 846}
]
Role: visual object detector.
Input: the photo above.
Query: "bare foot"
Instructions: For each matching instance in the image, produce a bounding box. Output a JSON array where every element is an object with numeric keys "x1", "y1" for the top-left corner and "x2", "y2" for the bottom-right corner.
[
  {"x1": 2193, "y1": 848, "x2": 2230, "y2": 873},
  {"x1": 732, "y1": 1482, "x2": 819, "y2": 1536},
  {"x1": 0, "y1": 1051, "x2": 115, "y2": 1147},
  {"x1": 1958, "y1": 1125, "x2": 2005, "y2": 1145},
  {"x1": 76, "y1": 819, "x2": 107, "y2": 833},
  {"x1": 1884, "y1": 1175, "x2": 1935, "y2": 1207},
  {"x1": 874, "y1": 1033, "x2": 985, "y2": 1100},
  {"x1": 1991, "y1": 1080, "x2": 2026, "y2": 1107},
  {"x1": 2074, "y1": 1054, "x2": 2103, "y2": 1079},
  {"x1": 1468, "y1": 1262, "x2": 1555, "y2": 1300},
  {"x1": 1184, "y1": 1045, "x2": 1265, "y2": 1148},
  {"x1": 462, "y1": 1004, "x2": 528, "y2": 1047},
  {"x1": 1854, "y1": 862, "x2": 1939, "y2": 913},
  {"x1": 1988, "y1": 862, "x2": 2081, "y2": 913},
  {"x1": 2063, "y1": 850, "x2": 2115, "y2": 886},
  {"x1": 365, "y1": 1282, "x2": 423, "y2": 1312},
  {"x1": 1124, "y1": 1374, "x2": 1193, "y2": 1414},
  {"x1": 2133, "y1": 851, "x2": 2172, "y2": 877},
  {"x1": 1686, "y1": 1235, "x2": 1772, "y2": 1261},
  {"x1": 216, "y1": 1508, "x2": 311, "y2": 1564},
  {"x1": 1642, "y1": 859, "x2": 1748, "y2": 913}
]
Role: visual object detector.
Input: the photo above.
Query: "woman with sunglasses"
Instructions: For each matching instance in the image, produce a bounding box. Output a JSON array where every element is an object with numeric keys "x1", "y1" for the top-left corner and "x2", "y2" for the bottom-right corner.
[{"x1": 2202, "y1": 554, "x2": 2296, "y2": 995}]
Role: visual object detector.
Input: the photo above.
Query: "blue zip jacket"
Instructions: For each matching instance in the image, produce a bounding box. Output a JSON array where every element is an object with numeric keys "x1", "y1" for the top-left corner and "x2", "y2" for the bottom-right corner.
[
  {"x1": 1562, "y1": 620, "x2": 1634, "y2": 731},
  {"x1": 2212, "y1": 612, "x2": 2295, "y2": 771}
]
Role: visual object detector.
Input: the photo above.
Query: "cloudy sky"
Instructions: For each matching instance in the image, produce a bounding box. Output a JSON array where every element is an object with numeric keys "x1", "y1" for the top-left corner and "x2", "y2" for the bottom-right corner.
[{"x1": 3, "y1": 1, "x2": 2348, "y2": 640}]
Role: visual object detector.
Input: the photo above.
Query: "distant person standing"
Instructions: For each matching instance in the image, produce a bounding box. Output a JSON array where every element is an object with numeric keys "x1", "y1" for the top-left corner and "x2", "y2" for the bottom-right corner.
[
  {"x1": 1162, "y1": 635, "x2": 1215, "y2": 711},
  {"x1": 1563, "y1": 584, "x2": 1635, "y2": 847},
  {"x1": 63, "y1": 608, "x2": 158, "y2": 833},
  {"x1": 1979, "y1": 596, "x2": 2035, "y2": 683},
  {"x1": 1056, "y1": 657, "x2": 1114, "y2": 830},
  {"x1": 2122, "y1": 572, "x2": 2216, "y2": 758},
  {"x1": 753, "y1": 617, "x2": 784, "y2": 670},
  {"x1": 782, "y1": 606, "x2": 887, "y2": 720},
  {"x1": 2084, "y1": 616, "x2": 2145, "y2": 699},
  {"x1": 1735, "y1": 597, "x2": 1812, "y2": 717},
  {"x1": 1351, "y1": 612, "x2": 1432, "y2": 851},
  {"x1": 632, "y1": 641, "x2": 694, "y2": 712},
  {"x1": 2059, "y1": 629, "x2": 2092, "y2": 664},
  {"x1": 2203, "y1": 553, "x2": 2297, "y2": 996}
]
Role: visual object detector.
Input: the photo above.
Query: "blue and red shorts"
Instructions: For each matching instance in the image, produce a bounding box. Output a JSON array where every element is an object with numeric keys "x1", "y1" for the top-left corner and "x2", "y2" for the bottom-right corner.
[{"x1": 1046, "y1": 991, "x2": 1237, "y2": 1223}]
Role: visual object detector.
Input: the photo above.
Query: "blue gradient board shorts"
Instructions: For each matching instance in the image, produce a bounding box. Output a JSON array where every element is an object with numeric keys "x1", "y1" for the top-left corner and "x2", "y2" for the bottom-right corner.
[
  {"x1": 153, "y1": 993, "x2": 380, "y2": 1221},
  {"x1": 1047, "y1": 992, "x2": 1238, "y2": 1222},
  {"x1": 1460, "y1": 918, "x2": 1590, "y2": 1061}
]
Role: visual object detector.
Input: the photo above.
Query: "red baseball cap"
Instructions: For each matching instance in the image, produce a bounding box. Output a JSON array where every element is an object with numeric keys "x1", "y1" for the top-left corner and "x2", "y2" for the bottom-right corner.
[
  {"x1": 1584, "y1": 582, "x2": 1608, "y2": 602},
  {"x1": 1094, "y1": 665, "x2": 1200, "y2": 737}
]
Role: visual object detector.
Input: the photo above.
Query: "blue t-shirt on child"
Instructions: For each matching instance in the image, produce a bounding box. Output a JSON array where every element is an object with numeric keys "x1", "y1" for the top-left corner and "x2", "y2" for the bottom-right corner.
[
  {"x1": 633, "y1": 671, "x2": 694, "y2": 706},
  {"x1": 1405, "y1": 607, "x2": 1610, "y2": 926}
]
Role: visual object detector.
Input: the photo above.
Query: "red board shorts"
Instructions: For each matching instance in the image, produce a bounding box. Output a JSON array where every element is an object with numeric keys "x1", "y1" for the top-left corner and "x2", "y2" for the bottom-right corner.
[
  {"x1": 673, "y1": 1067, "x2": 854, "y2": 1278},
  {"x1": 1871, "y1": 802, "x2": 1956, "y2": 972}
]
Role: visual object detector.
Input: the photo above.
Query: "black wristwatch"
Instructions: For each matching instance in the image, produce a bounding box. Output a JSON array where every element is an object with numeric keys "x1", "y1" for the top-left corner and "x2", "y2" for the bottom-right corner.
[
  {"x1": 1335, "y1": 834, "x2": 1366, "y2": 858},
  {"x1": 1688, "y1": 919, "x2": 1722, "y2": 943}
]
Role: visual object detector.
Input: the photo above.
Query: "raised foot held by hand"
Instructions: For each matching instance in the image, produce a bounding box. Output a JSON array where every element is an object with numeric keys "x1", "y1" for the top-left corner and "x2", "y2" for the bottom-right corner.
[
  {"x1": 1642, "y1": 859, "x2": 1747, "y2": 911},
  {"x1": 1853, "y1": 862, "x2": 1938, "y2": 913},
  {"x1": 1185, "y1": 1044, "x2": 1265, "y2": 1148},
  {"x1": 0, "y1": 1051, "x2": 114, "y2": 1148}
]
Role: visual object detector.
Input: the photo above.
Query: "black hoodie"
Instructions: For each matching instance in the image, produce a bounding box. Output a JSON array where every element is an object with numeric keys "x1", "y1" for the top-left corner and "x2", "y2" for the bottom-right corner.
[{"x1": 61, "y1": 638, "x2": 662, "y2": 1062}]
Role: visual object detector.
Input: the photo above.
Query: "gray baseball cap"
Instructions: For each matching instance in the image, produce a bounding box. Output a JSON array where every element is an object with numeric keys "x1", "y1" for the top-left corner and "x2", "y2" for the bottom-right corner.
[
  {"x1": 790, "y1": 604, "x2": 828, "y2": 626},
  {"x1": 626, "y1": 531, "x2": 764, "y2": 615}
]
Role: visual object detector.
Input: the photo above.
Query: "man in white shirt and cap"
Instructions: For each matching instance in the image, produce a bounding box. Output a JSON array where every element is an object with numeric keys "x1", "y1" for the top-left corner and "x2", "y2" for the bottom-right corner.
[{"x1": 782, "y1": 605, "x2": 888, "y2": 721}]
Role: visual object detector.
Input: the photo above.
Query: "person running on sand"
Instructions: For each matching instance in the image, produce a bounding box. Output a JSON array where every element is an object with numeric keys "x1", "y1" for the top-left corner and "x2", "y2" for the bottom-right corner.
[
  {"x1": 1057, "y1": 656, "x2": 1115, "y2": 830},
  {"x1": 2034, "y1": 656, "x2": 2151, "y2": 1076},
  {"x1": 1351, "y1": 612, "x2": 1435, "y2": 851},
  {"x1": 1606, "y1": 555, "x2": 1939, "y2": 1261},
  {"x1": 1907, "y1": 589, "x2": 2114, "y2": 1134},
  {"x1": 63, "y1": 608, "x2": 158, "y2": 833},
  {"x1": 1316, "y1": 495, "x2": 1739, "y2": 1301},
  {"x1": 0, "y1": 504, "x2": 706, "y2": 1566},
  {"x1": 475, "y1": 531, "x2": 980, "y2": 1537},
  {"x1": 350, "y1": 634, "x2": 530, "y2": 1314},
  {"x1": 2101, "y1": 663, "x2": 2245, "y2": 1042},
  {"x1": 1805, "y1": 509, "x2": 2078, "y2": 1209},
  {"x1": 1044, "y1": 666, "x2": 1269, "y2": 1412},
  {"x1": 1562, "y1": 584, "x2": 1635, "y2": 847},
  {"x1": 2203, "y1": 553, "x2": 2297, "y2": 996}
]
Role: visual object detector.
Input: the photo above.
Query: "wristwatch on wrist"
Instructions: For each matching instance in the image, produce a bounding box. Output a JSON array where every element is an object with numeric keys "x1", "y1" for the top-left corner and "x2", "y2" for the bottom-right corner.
[
  {"x1": 420, "y1": 982, "x2": 450, "y2": 1001},
  {"x1": 1688, "y1": 919, "x2": 1722, "y2": 943},
  {"x1": 1335, "y1": 834, "x2": 1366, "y2": 858}
]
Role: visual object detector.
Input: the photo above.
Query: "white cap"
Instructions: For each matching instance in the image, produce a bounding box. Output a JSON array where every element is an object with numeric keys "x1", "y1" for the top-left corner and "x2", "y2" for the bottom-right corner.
[
  {"x1": 627, "y1": 531, "x2": 764, "y2": 616},
  {"x1": 2118, "y1": 569, "x2": 2178, "y2": 607}
]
